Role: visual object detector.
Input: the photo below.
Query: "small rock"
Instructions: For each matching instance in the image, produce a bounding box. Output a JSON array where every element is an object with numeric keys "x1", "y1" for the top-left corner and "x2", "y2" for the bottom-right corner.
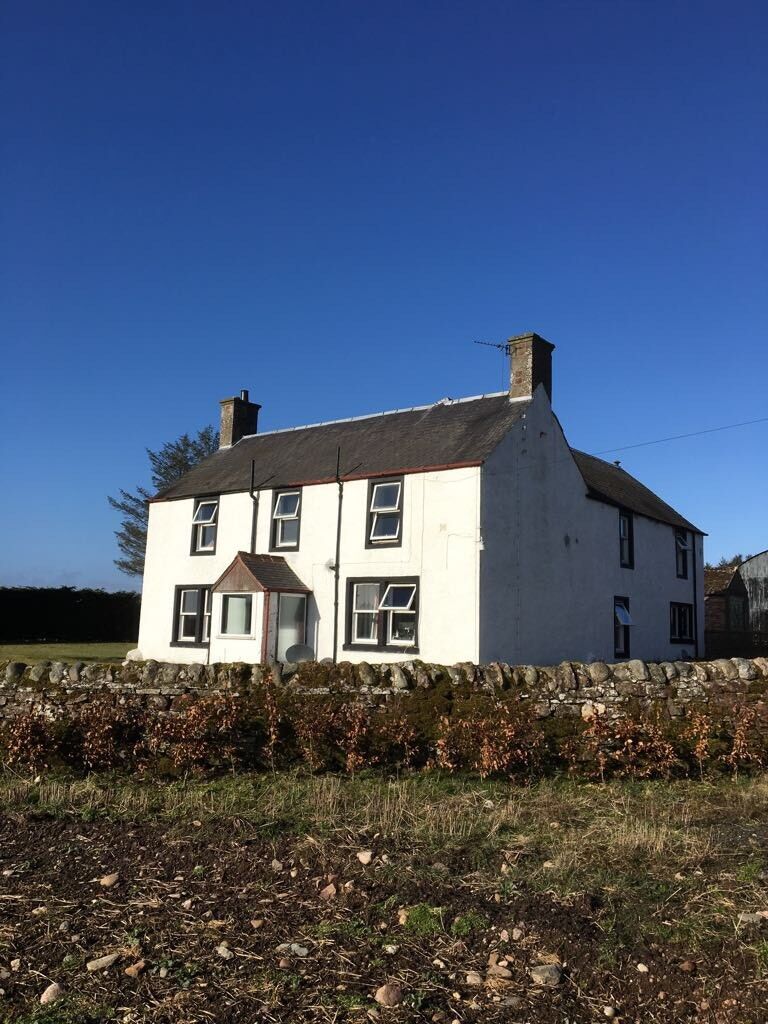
[
  {"x1": 357, "y1": 850, "x2": 374, "y2": 865},
  {"x1": 529, "y1": 964, "x2": 562, "y2": 987},
  {"x1": 319, "y1": 882, "x2": 337, "y2": 901},
  {"x1": 383, "y1": 944, "x2": 399, "y2": 955},
  {"x1": 125, "y1": 960, "x2": 145, "y2": 978},
  {"x1": 290, "y1": 943, "x2": 309, "y2": 957},
  {"x1": 679, "y1": 960, "x2": 696, "y2": 973},
  {"x1": 636, "y1": 962, "x2": 649, "y2": 973},
  {"x1": 397, "y1": 909, "x2": 409, "y2": 925},
  {"x1": 159, "y1": 966, "x2": 169, "y2": 978},
  {"x1": 465, "y1": 971, "x2": 483, "y2": 986},
  {"x1": 511, "y1": 927, "x2": 524, "y2": 941},
  {"x1": 603, "y1": 1007, "x2": 617, "y2": 1019},
  {"x1": 487, "y1": 964, "x2": 513, "y2": 979},
  {"x1": 216, "y1": 943, "x2": 233, "y2": 960},
  {"x1": 737, "y1": 912, "x2": 764, "y2": 931},
  {"x1": 375, "y1": 983, "x2": 403, "y2": 1007},
  {"x1": 31, "y1": 907, "x2": 48, "y2": 917},
  {"x1": 271, "y1": 859, "x2": 283, "y2": 873},
  {"x1": 278, "y1": 957, "x2": 290, "y2": 969},
  {"x1": 250, "y1": 919, "x2": 264, "y2": 930},
  {"x1": 40, "y1": 983, "x2": 62, "y2": 1005},
  {"x1": 181, "y1": 899, "x2": 193, "y2": 910},
  {"x1": 542, "y1": 860, "x2": 555, "y2": 870},
  {"x1": 99, "y1": 872, "x2": 119, "y2": 888},
  {"x1": 10, "y1": 960, "x2": 20, "y2": 972},
  {"x1": 86, "y1": 953, "x2": 119, "y2": 972}
]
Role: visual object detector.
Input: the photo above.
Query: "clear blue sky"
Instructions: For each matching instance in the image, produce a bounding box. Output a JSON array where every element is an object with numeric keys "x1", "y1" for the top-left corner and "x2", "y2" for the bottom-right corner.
[{"x1": 1, "y1": 0, "x2": 766, "y2": 591}]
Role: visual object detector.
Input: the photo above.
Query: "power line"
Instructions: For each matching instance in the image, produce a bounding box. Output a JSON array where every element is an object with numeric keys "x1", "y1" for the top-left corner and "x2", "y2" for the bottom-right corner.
[{"x1": 594, "y1": 415, "x2": 768, "y2": 457}]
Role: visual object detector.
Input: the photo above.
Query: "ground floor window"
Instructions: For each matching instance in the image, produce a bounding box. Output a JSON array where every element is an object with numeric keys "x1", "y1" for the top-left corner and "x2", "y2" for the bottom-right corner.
[
  {"x1": 346, "y1": 577, "x2": 419, "y2": 651},
  {"x1": 172, "y1": 585, "x2": 211, "y2": 646},
  {"x1": 670, "y1": 602, "x2": 694, "y2": 643},
  {"x1": 614, "y1": 596, "x2": 631, "y2": 658},
  {"x1": 276, "y1": 593, "x2": 307, "y2": 661},
  {"x1": 221, "y1": 594, "x2": 253, "y2": 636}
]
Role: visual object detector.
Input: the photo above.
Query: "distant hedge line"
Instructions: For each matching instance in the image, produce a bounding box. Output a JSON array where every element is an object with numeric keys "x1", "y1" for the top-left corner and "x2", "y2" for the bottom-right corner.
[
  {"x1": 1, "y1": 684, "x2": 766, "y2": 780},
  {"x1": 0, "y1": 587, "x2": 140, "y2": 643}
]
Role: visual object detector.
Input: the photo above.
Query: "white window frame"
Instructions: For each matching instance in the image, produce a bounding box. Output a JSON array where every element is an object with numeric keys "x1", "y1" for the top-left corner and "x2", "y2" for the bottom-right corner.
[
  {"x1": 219, "y1": 593, "x2": 254, "y2": 638},
  {"x1": 272, "y1": 490, "x2": 301, "y2": 549},
  {"x1": 352, "y1": 583, "x2": 380, "y2": 644},
  {"x1": 675, "y1": 529, "x2": 690, "y2": 578},
  {"x1": 178, "y1": 589, "x2": 200, "y2": 641},
  {"x1": 614, "y1": 598, "x2": 631, "y2": 657},
  {"x1": 192, "y1": 499, "x2": 218, "y2": 552},
  {"x1": 368, "y1": 481, "x2": 402, "y2": 543},
  {"x1": 173, "y1": 585, "x2": 212, "y2": 646},
  {"x1": 202, "y1": 589, "x2": 212, "y2": 643}
]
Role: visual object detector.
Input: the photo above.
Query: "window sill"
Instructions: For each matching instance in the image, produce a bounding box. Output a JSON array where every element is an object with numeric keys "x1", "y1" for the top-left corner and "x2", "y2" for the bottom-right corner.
[
  {"x1": 191, "y1": 550, "x2": 216, "y2": 557},
  {"x1": 217, "y1": 634, "x2": 256, "y2": 641},
  {"x1": 343, "y1": 643, "x2": 419, "y2": 655},
  {"x1": 170, "y1": 640, "x2": 210, "y2": 649},
  {"x1": 670, "y1": 638, "x2": 694, "y2": 644}
]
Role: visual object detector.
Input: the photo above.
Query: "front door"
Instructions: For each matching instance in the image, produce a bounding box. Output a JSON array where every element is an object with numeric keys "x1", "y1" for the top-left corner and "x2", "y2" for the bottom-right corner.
[{"x1": 276, "y1": 593, "x2": 307, "y2": 661}]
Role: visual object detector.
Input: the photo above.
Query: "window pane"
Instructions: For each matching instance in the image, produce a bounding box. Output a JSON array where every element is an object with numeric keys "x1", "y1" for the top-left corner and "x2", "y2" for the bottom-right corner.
[
  {"x1": 222, "y1": 595, "x2": 252, "y2": 635},
  {"x1": 371, "y1": 512, "x2": 400, "y2": 540},
  {"x1": 275, "y1": 492, "x2": 300, "y2": 517},
  {"x1": 193, "y1": 501, "x2": 217, "y2": 524},
  {"x1": 180, "y1": 614, "x2": 197, "y2": 639},
  {"x1": 614, "y1": 602, "x2": 632, "y2": 626},
  {"x1": 371, "y1": 482, "x2": 401, "y2": 511},
  {"x1": 199, "y1": 524, "x2": 216, "y2": 549},
  {"x1": 279, "y1": 518, "x2": 299, "y2": 545},
  {"x1": 390, "y1": 612, "x2": 416, "y2": 644},
  {"x1": 277, "y1": 594, "x2": 306, "y2": 661},
  {"x1": 181, "y1": 590, "x2": 199, "y2": 613},
  {"x1": 379, "y1": 584, "x2": 416, "y2": 610},
  {"x1": 353, "y1": 583, "x2": 379, "y2": 611},
  {"x1": 354, "y1": 612, "x2": 377, "y2": 641}
]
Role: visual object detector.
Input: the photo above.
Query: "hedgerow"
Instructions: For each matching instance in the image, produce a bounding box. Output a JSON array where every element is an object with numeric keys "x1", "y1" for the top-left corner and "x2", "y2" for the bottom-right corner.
[{"x1": 1, "y1": 683, "x2": 767, "y2": 780}]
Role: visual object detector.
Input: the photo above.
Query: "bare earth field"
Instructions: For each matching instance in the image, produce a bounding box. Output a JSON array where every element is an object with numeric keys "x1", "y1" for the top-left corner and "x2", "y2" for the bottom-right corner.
[
  {"x1": 0, "y1": 773, "x2": 767, "y2": 1023},
  {"x1": 0, "y1": 645, "x2": 133, "y2": 665}
]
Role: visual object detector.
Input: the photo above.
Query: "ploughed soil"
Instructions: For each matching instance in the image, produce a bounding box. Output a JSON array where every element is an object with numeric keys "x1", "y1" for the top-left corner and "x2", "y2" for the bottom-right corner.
[{"x1": 0, "y1": 777, "x2": 767, "y2": 1022}]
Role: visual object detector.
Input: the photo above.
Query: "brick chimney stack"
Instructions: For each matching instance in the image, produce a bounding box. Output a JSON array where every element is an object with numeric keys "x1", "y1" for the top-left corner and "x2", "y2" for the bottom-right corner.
[
  {"x1": 508, "y1": 333, "x2": 555, "y2": 403},
  {"x1": 219, "y1": 389, "x2": 261, "y2": 448}
]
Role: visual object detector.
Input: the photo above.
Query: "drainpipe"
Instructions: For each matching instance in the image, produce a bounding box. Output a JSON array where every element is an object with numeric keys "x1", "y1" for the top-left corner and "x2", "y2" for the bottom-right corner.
[
  {"x1": 332, "y1": 447, "x2": 343, "y2": 665},
  {"x1": 249, "y1": 461, "x2": 274, "y2": 553}
]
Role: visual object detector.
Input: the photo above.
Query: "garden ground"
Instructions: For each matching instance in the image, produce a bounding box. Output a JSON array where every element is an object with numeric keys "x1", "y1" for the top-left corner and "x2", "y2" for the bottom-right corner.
[
  {"x1": 0, "y1": 772, "x2": 767, "y2": 1023},
  {"x1": 0, "y1": 645, "x2": 133, "y2": 665}
]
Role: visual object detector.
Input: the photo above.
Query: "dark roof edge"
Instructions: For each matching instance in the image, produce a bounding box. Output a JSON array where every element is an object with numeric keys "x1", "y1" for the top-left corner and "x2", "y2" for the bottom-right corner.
[{"x1": 151, "y1": 458, "x2": 485, "y2": 502}]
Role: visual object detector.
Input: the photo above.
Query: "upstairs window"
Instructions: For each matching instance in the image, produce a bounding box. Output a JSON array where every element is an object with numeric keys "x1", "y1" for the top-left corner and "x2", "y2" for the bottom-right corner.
[
  {"x1": 614, "y1": 596, "x2": 631, "y2": 658},
  {"x1": 271, "y1": 489, "x2": 301, "y2": 550},
  {"x1": 670, "y1": 602, "x2": 694, "y2": 643},
  {"x1": 191, "y1": 498, "x2": 218, "y2": 554},
  {"x1": 172, "y1": 586, "x2": 211, "y2": 646},
  {"x1": 367, "y1": 478, "x2": 403, "y2": 547},
  {"x1": 619, "y1": 510, "x2": 634, "y2": 568},
  {"x1": 347, "y1": 578, "x2": 418, "y2": 650},
  {"x1": 675, "y1": 528, "x2": 690, "y2": 578}
]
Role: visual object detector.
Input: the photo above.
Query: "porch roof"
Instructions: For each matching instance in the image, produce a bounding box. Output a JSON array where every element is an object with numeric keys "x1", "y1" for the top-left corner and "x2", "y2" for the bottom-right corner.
[{"x1": 212, "y1": 551, "x2": 311, "y2": 594}]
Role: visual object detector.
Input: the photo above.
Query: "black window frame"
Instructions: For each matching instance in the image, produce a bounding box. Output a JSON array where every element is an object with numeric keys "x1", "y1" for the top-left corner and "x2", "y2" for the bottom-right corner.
[
  {"x1": 171, "y1": 584, "x2": 212, "y2": 648},
  {"x1": 190, "y1": 496, "x2": 219, "y2": 557},
  {"x1": 343, "y1": 576, "x2": 419, "y2": 654},
  {"x1": 269, "y1": 487, "x2": 302, "y2": 552},
  {"x1": 619, "y1": 509, "x2": 634, "y2": 569},
  {"x1": 614, "y1": 595, "x2": 631, "y2": 659},
  {"x1": 670, "y1": 601, "x2": 694, "y2": 643},
  {"x1": 675, "y1": 528, "x2": 690, "y2": 579},
  {"x1": 365, "y1": 476, "x2": 404, "y2": 549}
]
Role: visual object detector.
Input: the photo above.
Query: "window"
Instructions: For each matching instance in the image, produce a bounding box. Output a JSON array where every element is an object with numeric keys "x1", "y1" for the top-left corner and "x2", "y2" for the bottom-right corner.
[
  {"x1": 172, "y1": 585, "x2": 212, "y2": 646},
  {"x1": 619, "y1": 510, "x2": 634, "y2": 568},
  {"x1": 670, "y1": 602, "x2": 694, "y2": 643},
  {"x1": 347, "y1": 578, "x2": 419, "y2": 650},
  {"x1": 614, "y1": 596, "x2": 631, "y2": 658},
  {"x1": 675, "y1": 528, "x2": 690, "y2": 578},
  {"x1": 276, "y1": 593, "x2": 307, "y2": 661},
  {"x1": 271, "y1": 489, "x2": 301, "y2": 550},
  {"x1": 221, "y1": 594, "x2": 253, "y2": 636},
  {"x1": 191, "y1": 498, "x2": 218, "y2": 554},
  {"x1": 367, "y1": 478, "x2": 403, "y2": 547}
]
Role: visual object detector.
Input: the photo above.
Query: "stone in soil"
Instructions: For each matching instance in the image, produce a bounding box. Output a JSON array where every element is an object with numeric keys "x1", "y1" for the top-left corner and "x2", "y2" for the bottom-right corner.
[
  {"x1": 529, "y1": 964, "x2": 562, "y2": 987},
  {"x1": 40, "y1": 983, "x2": 62, "y2": 1005},
  {"x1": 375, "y1": 983, "x2": 403, "y2": 1007},
  {"x1": 86, "y1": 953, "x2": 119, "y2": 972}
]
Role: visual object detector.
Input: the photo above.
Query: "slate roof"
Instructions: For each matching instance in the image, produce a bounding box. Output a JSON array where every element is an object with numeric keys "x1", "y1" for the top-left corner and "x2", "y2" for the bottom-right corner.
[
  {"x1": 157, "y1": 394, "x2": 530, "y2": 498},
  {"x1": 704, "y1": 565, "x2": 740, "y2": 596},
  {"x1": 570, "y1": 450, "x2": 701, "y2": 533},
  {"x1": 156, "y1": 393, "x2": 701, "y2": 533},
  {"x1": 212, "y1": 552, "x2": 310, "y2": 593}
]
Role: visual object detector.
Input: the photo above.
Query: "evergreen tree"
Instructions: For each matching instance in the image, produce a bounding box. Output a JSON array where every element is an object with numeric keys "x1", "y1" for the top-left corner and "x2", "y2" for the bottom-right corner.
[{"x1": 108, "y1": 426, "x2": 218, "y2": 577}]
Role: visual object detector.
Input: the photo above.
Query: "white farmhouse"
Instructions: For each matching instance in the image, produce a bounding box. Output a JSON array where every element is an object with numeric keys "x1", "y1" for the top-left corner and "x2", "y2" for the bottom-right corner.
[{"x1": 137, "y1": 334, "x2": 704, "y2": 666}]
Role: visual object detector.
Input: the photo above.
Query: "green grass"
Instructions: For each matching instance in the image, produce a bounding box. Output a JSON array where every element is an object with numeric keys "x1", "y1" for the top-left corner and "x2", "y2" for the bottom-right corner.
[{"x1": 0, "y1": 643, "x2": 133, "y2": 664}]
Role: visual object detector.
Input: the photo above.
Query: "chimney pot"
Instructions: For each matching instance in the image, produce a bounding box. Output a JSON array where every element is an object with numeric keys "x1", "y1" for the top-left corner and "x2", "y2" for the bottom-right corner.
[
  {"x1": 508, "y1": 332, "x2": 555, "y2": 403},
  {"x1": 219, "y1": 390, "x2": 261, "y2": 448}
]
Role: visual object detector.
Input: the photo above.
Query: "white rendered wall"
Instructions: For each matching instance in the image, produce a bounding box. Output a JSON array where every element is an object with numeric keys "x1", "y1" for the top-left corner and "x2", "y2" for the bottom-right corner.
[
  {"x1": 479, "y1": 387, "x2": 705, "y2": 664},
  {"x1": 137, "y1": 466, "x2": 481, "y2": 664}
]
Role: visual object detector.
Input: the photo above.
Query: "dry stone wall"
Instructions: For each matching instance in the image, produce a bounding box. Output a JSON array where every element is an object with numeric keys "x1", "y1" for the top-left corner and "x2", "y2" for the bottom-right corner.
[{"x1": 2, "y1": 656, "x2": 768, "y2": 723}]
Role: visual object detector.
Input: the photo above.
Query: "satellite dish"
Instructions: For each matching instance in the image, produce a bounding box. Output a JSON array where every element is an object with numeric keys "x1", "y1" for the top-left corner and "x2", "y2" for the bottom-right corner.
[{"x1": 285, "y1": 643, "x2": 315, "y2": 663}]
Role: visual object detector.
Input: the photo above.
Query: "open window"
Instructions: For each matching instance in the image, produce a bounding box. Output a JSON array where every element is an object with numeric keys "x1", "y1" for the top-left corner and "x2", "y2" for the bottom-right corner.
[
  {"x1": 347, "y1": 578, "x2": 418, "y2": 651},
  {"x1": 172, "y1": 585, "x2": 212, "y2": 646},
  {"x1": 191, "y1": 498, "x2": 218, "y2": 554},
  {"x1": 675, "y1": 528, "x2": 690, "y2": 579},
  {"x1": 367, "y1": 478, "x2": 403, "y2": 547},
  {"x1": 614, "y1": 596, "x2": 631, "y2": 658},
  {"x1": 271, "y1": 489, "x2": 301, "y2": 550}
]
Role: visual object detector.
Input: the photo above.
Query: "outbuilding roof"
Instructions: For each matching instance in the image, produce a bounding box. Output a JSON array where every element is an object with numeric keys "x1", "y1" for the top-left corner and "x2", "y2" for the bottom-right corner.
[{"x1": 156, "y1": 392, "x2": 700, "y2": 533}]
